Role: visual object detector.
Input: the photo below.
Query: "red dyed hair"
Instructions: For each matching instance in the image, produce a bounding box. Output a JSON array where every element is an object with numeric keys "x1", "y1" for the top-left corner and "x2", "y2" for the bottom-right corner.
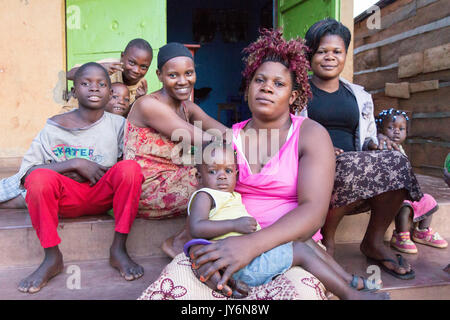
[{"x1": 242, "y1": 28, "x2": 311, "y2": 113}]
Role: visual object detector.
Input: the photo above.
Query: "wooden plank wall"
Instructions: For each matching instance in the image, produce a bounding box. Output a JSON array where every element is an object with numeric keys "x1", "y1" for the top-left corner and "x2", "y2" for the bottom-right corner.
[{"x1": 353, "y1": 0, "x2": 450, "y2": 177}]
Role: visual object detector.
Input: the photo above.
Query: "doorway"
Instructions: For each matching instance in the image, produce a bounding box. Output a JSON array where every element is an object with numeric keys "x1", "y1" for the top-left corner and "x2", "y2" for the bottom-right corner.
[{"x1": 167, "y1": 0, "x2": 274, "y2": 126}]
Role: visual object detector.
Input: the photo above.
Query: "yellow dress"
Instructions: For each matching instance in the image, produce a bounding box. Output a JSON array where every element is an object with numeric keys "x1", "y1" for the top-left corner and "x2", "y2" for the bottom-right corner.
[{"x1": 188, "y1": 187, "x2": 261, "y2": 240}]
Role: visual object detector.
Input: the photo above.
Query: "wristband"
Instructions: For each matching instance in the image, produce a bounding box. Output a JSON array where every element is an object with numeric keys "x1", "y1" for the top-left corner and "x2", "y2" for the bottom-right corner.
[{"x1": 183, "y1": 239, "x2": 212, "y2": 257}]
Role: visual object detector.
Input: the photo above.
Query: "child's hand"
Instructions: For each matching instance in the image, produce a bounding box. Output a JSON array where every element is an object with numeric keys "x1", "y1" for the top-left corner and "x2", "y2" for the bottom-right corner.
[
  {"x1": 233, "y1": 217, "x2": 258, "y2": 234},
  {"x1": 377, "y1": 133, "x2": 400, "y2": 151},
  {"x1": 136, "y1": 79, "x2": 148, "y2": 98},
  {"x1": 73, "y1": 159, "x2": 109, "y2": 186},
  {"x1": 101, "y1": 62, "x2": 124, "y2": 75},
  {"x1": 334, "y1": 147, "x2": 344, "y2": 156}
]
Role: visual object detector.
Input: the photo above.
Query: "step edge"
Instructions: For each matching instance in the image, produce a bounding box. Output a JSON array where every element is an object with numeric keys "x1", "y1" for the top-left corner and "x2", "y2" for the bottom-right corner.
[
  {"x1": 381, "y1": 281, "x2": 450, "y2": 292},
  {"x1": 0, "y1": 253, "x2": 171, "y2": 271}
]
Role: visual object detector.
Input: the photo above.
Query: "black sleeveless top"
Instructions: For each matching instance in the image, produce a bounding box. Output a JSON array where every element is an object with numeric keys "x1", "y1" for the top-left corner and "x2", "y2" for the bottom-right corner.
[{"x1": 307, "y1": 81, "x2": 359, "y2": 152}]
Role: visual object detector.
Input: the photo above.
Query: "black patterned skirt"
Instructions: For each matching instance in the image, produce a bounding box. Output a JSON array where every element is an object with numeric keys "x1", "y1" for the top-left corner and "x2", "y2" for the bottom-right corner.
[{"x1": 331, "y1": 150, "x2": 423, "y2": 214}]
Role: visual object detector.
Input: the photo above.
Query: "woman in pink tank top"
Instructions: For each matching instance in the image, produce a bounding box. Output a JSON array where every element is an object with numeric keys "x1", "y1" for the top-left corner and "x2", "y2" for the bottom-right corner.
[
  {"x1": 140, "y1": 30, "x2": 387, "y2": 301},
  {"x1": 233, "y1": 114, "x2": 322, "y2": 242},
  {"x1": 188, "y1": 29, "x2": 342, "y2": 292}
]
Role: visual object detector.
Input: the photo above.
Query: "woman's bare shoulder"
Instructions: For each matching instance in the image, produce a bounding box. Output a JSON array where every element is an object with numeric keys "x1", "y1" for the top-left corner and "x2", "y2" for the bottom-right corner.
[
  {"x1": 298, "y1": 117, "x2": 334, "y2": 153},
  {"x1": 133, "y1": 94, "x2": 164, "y2": 110},
  {"x1": 299, "y1": 117, "x2": 329, "y2": 137},
  {"x1": 131, "y1": 94, "x2": 173, "y2": 120}
]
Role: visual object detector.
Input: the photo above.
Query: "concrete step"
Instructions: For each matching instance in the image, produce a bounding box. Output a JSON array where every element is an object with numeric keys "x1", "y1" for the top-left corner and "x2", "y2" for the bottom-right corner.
[
  {"x1": 333, "y1": 242, "x2": 450, "y2": 300},
  {"x1": 0, "y1": 255, "x2": 171, "y2": 300},
  {"x1": 0, "y1": 174, "x2": 448, "y2": 267},
  {"x1": 0, "y1": 210, "x2": 185, "y2": 267},
  {"x1": 0, "y1": 242, "x2": 447, "y2": 300}
]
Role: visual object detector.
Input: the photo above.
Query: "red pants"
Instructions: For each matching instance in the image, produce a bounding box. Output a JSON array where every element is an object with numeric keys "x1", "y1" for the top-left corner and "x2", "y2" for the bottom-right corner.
[{"x1": 24, "y1": 160, "x2": 144, "y2": 248}]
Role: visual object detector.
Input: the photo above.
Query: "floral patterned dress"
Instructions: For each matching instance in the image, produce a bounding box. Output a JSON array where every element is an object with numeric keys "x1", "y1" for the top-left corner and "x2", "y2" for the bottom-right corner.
[{"x1": 123, "y1": 117, "x2": 198, "y2": 219}]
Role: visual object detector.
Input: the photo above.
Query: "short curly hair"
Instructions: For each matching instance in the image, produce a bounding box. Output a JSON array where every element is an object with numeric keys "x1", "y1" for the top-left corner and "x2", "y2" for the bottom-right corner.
[{"x1": 242, "y1": 28, "x2": 312, "y2": 113}]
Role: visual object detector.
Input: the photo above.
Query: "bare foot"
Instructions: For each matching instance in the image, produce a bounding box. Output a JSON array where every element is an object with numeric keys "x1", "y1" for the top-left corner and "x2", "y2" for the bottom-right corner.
[
  {"x1": 18, "y1": 247, "x2": 64, "y2": 293},
  {"x1": 110, "y1": 232, "x2": 144, "y2": 281},
  {"x1": 162, "y1": 226, "x2": 191, "y2": 258},
  {"x1": 110, "y1": 249, "x2": 144, "y2": 281}
]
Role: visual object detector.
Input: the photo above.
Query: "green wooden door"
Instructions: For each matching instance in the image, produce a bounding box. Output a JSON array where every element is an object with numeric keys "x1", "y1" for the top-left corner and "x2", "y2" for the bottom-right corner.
[
  {"x1": 277, "y1": 0, "x2": 340, "y2": 39},
  {"x1": 66, "y1": 0, "x2": 166, "y2": 92}
]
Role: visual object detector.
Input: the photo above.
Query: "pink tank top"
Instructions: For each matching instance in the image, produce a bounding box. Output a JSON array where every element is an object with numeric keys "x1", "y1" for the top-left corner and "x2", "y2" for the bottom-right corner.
[{"x1": 233, "y1": 114, "x2": 322, "y2": 242}]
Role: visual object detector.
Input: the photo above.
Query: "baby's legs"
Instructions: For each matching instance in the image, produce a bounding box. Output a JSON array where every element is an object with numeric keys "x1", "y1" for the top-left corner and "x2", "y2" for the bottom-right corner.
[
  {"x1": 304, "y1": 239, "x2": 380, "y2": 290},
  {"x1": 417, "y1": 215, "x2": 432, "y2": 230},
  {"x1": 292, "y1": 241, "x2": 389, "y2": 300},
  {"x1": 395, "y1": 206, "x2": 411, "y2": 232}
]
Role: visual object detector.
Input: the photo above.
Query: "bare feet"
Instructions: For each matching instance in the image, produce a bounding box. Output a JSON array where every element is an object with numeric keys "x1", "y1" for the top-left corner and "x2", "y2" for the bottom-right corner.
[
  {"x1": 162, "y1": 226, "x2": 191, "y2": 258},
  {"x1": 18, "y1": 246, "x2": 64, "y2": 293},
  {"x1": 110, "y1": 232, "x2": 144, "y2": 281}
]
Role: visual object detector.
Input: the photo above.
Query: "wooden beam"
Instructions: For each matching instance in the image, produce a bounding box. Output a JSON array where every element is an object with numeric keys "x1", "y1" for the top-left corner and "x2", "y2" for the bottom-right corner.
[{"x1": 354, "y1": 17, "x2": 450, "y2": 54}]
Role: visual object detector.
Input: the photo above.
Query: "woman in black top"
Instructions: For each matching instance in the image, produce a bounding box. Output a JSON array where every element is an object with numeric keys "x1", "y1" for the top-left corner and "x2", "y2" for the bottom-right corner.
[
  {"x1": 308, "y1": 80, "x2": 360, "y2": 152},
  {"x1": 302, "y1": 19, "x2": 423, "y2": 280}
]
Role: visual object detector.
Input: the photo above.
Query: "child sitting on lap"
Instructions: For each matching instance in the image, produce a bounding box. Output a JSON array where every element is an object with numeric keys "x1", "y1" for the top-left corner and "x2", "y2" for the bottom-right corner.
[
  {"x1": 187, "y1": 142, "x2": 389, "y2": 300},
  {"x1": 16, "y1": 62, "x2": 144, "y2": 294},
  {"x1": 376, "y1": 108, "x2": 448, "y2": 254}
]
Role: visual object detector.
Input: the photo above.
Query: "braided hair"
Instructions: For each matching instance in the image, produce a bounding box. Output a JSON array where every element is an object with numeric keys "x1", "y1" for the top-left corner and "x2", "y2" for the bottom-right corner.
[{"x1": 376, "y1": 108, "x2": 410, "y2": 132}]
